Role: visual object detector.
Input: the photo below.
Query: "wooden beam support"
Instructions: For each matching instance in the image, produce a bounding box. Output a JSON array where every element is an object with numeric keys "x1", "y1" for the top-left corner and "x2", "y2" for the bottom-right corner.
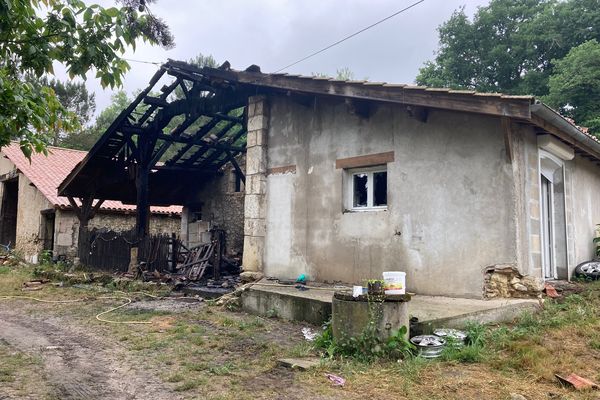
[
  {"x1": 501, "y1": 116, "x2": 513, "y2": 163},
  {"x1": 181, "y1": 121, "x2": 238, "y2": 166},
  {"x1": 225, "y1": 150, "x2": 245, "y2": 184},
  {"x1": 155, "y1": 134, "x2": 246, "y2": 152}
]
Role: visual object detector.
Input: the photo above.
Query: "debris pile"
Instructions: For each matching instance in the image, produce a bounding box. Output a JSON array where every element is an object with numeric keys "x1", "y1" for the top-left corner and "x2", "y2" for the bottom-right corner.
[{"x1": 484, "y1": 264, "x2": 544, "y2": 298}]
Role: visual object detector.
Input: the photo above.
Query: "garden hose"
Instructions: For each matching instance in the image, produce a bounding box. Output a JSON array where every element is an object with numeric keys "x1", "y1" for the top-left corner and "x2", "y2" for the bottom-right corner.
[{"x1": 0, "y1": 291, "x2": 163, "y2": 325}]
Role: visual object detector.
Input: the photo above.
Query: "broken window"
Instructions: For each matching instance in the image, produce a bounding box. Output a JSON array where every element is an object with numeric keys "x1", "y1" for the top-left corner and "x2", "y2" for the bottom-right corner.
[{"x1": 346, "y1": 166, "x2": 387, "y2": 211}]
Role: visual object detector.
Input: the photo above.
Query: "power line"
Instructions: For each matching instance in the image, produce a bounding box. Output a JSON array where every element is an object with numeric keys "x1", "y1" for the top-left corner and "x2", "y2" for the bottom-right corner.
[
  {"x1": 274, "y1": 0, "x2": 426, "y2": 73},
  {"x1": 123, "y1": 57, "x2": 162, "y2": 66}
]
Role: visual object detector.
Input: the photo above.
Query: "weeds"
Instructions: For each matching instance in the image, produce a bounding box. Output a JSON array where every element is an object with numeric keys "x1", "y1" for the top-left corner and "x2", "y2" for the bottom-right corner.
[{"x1": 314, "y1": 321, "x2": 414, "y2": 362}]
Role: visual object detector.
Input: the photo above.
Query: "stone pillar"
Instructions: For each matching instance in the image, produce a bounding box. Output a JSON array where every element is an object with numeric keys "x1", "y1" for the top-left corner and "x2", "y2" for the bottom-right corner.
[{"x1": 242, "y1": 95, "x2": 268, "y2": 273}]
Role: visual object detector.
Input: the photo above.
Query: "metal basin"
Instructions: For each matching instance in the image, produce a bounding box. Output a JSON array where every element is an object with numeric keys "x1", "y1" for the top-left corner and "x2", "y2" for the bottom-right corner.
[{"x1": 410, "y1": 335, "x2": 446, "y2": 358}]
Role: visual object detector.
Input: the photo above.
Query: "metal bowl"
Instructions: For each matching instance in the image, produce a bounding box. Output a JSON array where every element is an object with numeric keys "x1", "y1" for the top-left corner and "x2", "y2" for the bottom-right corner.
[
  {"x1": 410, "y1": 335, "x2": 446, "y2": 358},
  {"x1": 433, "y1": 328, "x2": 467, "y2": 347}
]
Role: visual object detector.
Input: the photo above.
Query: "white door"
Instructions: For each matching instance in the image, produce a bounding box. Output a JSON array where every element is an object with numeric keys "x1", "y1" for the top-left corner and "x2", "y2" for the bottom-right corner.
[{"x1": 541, "y1": 176, "x2": 556, "y2": 279}]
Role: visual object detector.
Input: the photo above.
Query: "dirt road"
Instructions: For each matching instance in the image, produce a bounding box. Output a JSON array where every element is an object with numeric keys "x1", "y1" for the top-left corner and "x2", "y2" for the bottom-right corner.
[{"x1": 0, "y1": 308, "x2": 180, "y2": 400}]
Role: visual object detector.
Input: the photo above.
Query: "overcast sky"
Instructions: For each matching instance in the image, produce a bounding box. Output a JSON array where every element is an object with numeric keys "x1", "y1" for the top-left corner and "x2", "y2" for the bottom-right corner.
[{"x1": 59, "y1": 0, "x2": 491, "y2": 114}]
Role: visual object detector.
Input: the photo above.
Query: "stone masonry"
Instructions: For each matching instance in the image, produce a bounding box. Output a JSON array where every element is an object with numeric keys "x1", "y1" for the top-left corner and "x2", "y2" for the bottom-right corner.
[
  {"x1": 242, "y1": 95, "x2": 269, "y2": 272},
  {"x1": 484, "y1": 264, "x2": 544, "y2": 298}
]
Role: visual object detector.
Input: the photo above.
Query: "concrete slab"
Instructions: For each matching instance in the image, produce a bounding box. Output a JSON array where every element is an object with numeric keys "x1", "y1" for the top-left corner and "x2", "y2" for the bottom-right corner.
[
  {"x1": 277, "y1": 357, "x2": 321, "y2": 370},
  {"x1": 241, "y1": 282, "x2": 541, "y2": 332}
]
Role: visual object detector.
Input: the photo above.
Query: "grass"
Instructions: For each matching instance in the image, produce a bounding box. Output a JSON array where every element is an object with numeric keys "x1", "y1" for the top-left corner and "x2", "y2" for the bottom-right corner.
[
  {"x1": 0, "y1": 342, "x2": 49, "y2": 398},
  {"x1": 2, "y1": 261, "x2": 600, "y2": 399}
]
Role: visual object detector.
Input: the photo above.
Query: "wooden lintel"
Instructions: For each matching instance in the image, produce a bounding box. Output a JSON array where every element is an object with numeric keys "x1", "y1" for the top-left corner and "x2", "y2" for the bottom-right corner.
[
  {"x1": 501, "y1": 116, "x2": 513, "y2": 163},
  {"x1": 335, "y1": 151, "x2": 395, "y2": 169}
]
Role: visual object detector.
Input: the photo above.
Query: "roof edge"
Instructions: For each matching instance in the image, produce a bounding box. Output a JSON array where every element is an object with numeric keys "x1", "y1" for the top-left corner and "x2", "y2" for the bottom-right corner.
[{"x1": 530, "y1": 102, "x2": 600, "y2": 161}]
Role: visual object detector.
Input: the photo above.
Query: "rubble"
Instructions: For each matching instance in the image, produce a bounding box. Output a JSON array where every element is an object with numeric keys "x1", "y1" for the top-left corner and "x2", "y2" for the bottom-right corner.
[
  {"x1": 240, "y1": 271, "x2": 263, "y2": 283},
  {"x1": 484, "y1": 264, "x2": 544, "y2": 298}
]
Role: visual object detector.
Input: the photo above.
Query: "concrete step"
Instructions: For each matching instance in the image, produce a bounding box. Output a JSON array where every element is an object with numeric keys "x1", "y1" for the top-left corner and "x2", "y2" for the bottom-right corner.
[{"x1": 241, "y1": 282, "x2": 540, "y2": 333}]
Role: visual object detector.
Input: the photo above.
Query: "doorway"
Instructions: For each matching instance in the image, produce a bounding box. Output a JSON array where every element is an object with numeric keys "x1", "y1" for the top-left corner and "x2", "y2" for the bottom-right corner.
[
  {"x1": 539, "y1": 152, "x2": 568, "y2": 280},
  {"x1": 0, "y1": 178, "x2": 18, "y2": 248},
  {"x1": 41, "y1": 210, "x2": 56, "y2": 254}
]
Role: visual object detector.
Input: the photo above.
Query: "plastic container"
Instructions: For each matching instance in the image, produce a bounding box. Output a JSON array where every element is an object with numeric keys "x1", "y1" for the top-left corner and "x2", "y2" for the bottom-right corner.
[{"x1": 383, "y1": 271, "x2": 406, "y2": 295}]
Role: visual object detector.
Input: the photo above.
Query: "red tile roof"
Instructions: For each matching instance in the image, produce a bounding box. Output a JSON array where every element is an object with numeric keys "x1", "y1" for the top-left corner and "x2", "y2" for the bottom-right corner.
[{"x1": 1, "y1": 143, "x2": 181, "y2": 215}]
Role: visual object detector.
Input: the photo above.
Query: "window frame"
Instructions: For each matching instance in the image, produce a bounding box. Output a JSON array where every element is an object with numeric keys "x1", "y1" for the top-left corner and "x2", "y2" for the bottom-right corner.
[{"x1": 344, "y1": 165, "x2": 388, "y2": 212}]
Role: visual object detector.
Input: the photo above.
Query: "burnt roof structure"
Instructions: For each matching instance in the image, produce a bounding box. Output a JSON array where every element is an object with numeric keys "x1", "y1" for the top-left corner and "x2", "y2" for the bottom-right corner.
[{"x1": 59, "y1": 59, "x2": 600, "y2": 237}]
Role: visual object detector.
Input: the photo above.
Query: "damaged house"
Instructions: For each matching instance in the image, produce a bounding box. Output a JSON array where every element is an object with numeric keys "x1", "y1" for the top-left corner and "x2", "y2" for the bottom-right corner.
[
  {"x1": 0, "y1": 143, "x2": 181, "y2": 262},
  {"x1": 58, "y1": 61, "x2": 600, "y2": 299}
]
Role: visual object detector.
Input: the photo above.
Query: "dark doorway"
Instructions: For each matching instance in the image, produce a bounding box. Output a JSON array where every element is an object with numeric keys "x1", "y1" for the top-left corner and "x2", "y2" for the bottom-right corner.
[
  {"x1": 0, "y1": 178, "x2": 18, "y2": 247},
  {"x1": 41, "y1": 210, "x2": 56, "y2": 253}
]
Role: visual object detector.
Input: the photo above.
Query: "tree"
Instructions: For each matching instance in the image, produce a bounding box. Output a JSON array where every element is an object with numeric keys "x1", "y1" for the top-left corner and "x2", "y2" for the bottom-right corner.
[
  {"x1": 545, "y1": 40, "x2": 600, "y2": 136},
  {"x1": 0, "y1": 0, "x2": 173, "y2": 157},
  {"x1": 416, "y1": 0, "x2": 600, "y2": 96},
  {"x1": 39, "y1": 77, "x2": 96, "y2": 146},
  {"x1": 61, "y1": 90, "x2": 130, "y2": 150}
]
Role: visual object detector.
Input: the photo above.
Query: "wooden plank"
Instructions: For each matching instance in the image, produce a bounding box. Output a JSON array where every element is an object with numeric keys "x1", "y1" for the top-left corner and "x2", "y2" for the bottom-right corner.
[
  {"x1": 201, "y1": 67, "x2": 533, "y2": 119},
  {"x1": 335, "y1": 151, "x2": 395, "y2": 169}
]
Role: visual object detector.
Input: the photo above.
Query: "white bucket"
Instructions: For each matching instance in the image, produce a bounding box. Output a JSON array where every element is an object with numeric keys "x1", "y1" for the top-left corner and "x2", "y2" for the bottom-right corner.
[{"x1": 383, "y1": 271, "x2": 406, "y2": 295}]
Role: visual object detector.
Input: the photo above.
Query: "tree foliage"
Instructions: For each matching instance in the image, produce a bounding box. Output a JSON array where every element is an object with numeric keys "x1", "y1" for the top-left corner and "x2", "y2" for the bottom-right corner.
[
  {"x1": 417, "y1": 0, "x2": 600, "y2": 134},
  {"x1": 38, "y1": 77, "x2": 96, "y2": 145},
  {"x1": 61, "y1": 90, "x2": 129, "y2": 150},
  {"x1": 416, "y1": 0, "x2": 600, "y2": 96},
  {"x1": 0, "y1": 0, "x2": 173, "y2": 157},
  {"x1": 544, "y1": 40, "x2": 600, "y2": 135}
]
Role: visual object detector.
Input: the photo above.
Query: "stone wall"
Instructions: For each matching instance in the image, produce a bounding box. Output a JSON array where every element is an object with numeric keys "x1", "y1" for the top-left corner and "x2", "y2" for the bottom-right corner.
[
  {"x1": 183, "y1": 158, "x2": 245, "y2": 257},
  {"x1": 15, "y1": 173, "x2": 53, "y2": 261},
  {"x1": 53, "y1": 209, "x2": 181, "y2": 258},
  {"x1": 483, "y1": 264, "x2": 544, "y2": 298}
]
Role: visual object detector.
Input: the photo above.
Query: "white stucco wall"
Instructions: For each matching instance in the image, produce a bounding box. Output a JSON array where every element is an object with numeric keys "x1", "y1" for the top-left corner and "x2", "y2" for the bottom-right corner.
[
  {"x1": 568, "y1": 155, "x2": 600, "y2": 267},
  {"x1": 263, "y1": 96, "x2": 518, "y2": 298}
]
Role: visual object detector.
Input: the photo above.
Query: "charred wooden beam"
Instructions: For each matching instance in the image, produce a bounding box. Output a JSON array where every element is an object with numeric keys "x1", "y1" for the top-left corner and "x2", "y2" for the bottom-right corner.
[
  {"x1": 224, "y1": 150, "x2": 245, "y2": 184},
  {"x1": 155, "y1": 133, "x2": 246, "y2": 152},
  {"x1": 181, "y1": 122, "x2": 238, "y2": 165},
  {"x1": 200, "y1": 128, "x2": 247, "y2": 168},
  {"x1": 144, "y1": 96, "x2": 170, "y2": 108}
]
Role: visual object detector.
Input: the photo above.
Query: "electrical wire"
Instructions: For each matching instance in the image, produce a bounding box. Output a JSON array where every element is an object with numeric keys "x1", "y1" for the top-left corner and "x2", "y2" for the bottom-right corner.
[
  {"x1": 122, "y1": 57, "x2": 163, "y2": 66},
  {"x1": 274, "y1": 0, "x2": 426, "y2": 73}
]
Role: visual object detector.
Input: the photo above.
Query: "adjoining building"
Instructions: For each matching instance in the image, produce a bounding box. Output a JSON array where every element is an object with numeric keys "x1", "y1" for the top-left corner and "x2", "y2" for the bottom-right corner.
[
  {"x1": 0, "y1": 143, "x2": 180, "y2": 262},
  {"x1": 58, "y1": 61, "x2": 600, "y2": 298}
]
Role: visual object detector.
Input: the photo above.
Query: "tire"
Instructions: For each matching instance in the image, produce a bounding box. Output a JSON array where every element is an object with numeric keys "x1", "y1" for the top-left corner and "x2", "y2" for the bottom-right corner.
[{"x1": 574, "y1": 261, "x2": 600, "y2": 280}]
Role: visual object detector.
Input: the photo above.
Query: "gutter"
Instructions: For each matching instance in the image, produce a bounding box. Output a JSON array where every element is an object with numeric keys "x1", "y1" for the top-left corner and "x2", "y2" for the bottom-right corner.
[{"x1": 530, "y1": 101, "x2": 600, "y2": 159}]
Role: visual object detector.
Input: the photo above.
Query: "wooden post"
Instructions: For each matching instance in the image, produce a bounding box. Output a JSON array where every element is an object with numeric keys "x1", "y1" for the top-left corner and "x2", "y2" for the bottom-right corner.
[
  {"x1": 68, "y1": 195, "x2": 104, "y2": 262},
  {"x1": 135, "y1": 164, "x2": 150, "y2": 238},
  {"x1": 135, "y1": 133, "x2": 153, "y2": 239}
]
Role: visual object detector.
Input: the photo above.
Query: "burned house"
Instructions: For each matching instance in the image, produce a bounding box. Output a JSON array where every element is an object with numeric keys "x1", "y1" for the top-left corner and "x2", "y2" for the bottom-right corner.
[
  {"x1": 0, "y1": 143, "x2": 180, "y2": 262},
  {"x1": 59, "y1": 61, "x2": 600, "y2": 298}
]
